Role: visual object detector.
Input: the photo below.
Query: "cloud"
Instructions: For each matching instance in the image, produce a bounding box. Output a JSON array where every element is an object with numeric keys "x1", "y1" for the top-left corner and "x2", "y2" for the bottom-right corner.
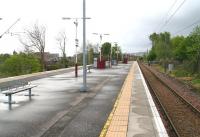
[{"x1": 0, "y1": 0, "x2": 200, "y2": 55}]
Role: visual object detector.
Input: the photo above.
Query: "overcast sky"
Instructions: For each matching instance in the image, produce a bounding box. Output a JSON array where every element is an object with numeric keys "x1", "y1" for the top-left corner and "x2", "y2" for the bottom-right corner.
[{"x1": 0, "y1": 0, "x2": 199, "y2": 56}]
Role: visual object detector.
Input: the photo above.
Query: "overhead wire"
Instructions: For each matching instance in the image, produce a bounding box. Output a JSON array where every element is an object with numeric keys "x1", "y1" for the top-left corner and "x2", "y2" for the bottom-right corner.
[
  {"x1": 159, "y1": 0, "x2": 187, "y2": 31},
  {"x1": 0, "y1": 18, "x2": 21, "y2": 38},
  {"x1": 155, "y1": 0, "x2": 178, "y2": 32},
  {"x1": 173, "y1": 18, "x2": 200, "y2": 35}
]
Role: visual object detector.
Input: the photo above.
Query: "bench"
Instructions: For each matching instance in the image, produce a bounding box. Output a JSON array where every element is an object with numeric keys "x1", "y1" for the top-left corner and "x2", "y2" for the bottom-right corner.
[
  {"x1": 1, "y1": 81, "x2": 37, "y2": 104},
  {"x1": 87, "y1": 65, "x2": 92, "y2": 73}
]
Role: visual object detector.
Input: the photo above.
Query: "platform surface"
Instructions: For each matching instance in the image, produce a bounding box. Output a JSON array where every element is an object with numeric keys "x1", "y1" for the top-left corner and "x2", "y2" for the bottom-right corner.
[
  {"x1": 0, "y1": 64, "x2": 131, "y2": 137},
  {"x1": 103, "y1": 62, "x2": 168, "y2": 137},
  {"x1": 128, "y1": 62, "x2": 168, "y2": 137}
]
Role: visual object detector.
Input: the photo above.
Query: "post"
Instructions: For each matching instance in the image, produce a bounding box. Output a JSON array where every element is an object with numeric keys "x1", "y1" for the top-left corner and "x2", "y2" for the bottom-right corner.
[
  {"x1": 110, "y1": 45, "x2": 112, "y2": 68},
  {"x1": 75, "y1": 19, "x2": 78, "y2": 77},
  {"x1": 100, "y1": 49, "x2": 102, "y2": 62},
  {"x1": 29, "y1": 89, "x2": 31, "y2": 96},
  {"x1": 116, "y1": 46, "x2": 119, "y2": 65},
  {"x1": 81, "y1": 0, "x2": 87, "y2": 92},
  {"x1": 29, "y1": 88, "x2": 32, "y2": 100},
  {"x1": 8, "y1": 94, "x2": 12, "y2": 104},
  {"x1": 117, "y1": 51, "x2": 118, "y2": 65},
  {"x1": 99, "y1": 35, "x2": 102, "y2": 61}
]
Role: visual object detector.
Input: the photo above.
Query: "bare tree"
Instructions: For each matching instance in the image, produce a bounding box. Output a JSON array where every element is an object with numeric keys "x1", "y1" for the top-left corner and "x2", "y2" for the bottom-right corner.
[
  {"x1": 56, "y1": 31, "x2": 67, "y2": 67},
  {"x1": 23, "y1": 43, "x2": 34, "y2": 54},
  {"x1": 20, "y1": 23, "x2": 46, "y2": 71},
  {"x1": 79, "y1": 41, "x2": 98, "y2": 53},
  {"x1": 87, "y1": 42, "x2": 98, "y2": 53}
]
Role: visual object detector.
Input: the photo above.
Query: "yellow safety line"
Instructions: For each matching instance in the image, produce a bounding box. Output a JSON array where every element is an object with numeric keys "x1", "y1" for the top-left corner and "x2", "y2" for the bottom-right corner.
[{"x1": 99, "y1": 63, "x2": 135, "y2": 137}]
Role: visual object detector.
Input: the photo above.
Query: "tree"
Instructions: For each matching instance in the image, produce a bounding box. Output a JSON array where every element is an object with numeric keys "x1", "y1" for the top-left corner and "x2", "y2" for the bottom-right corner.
[
  {"x1": 56, "y1": 31, "x2": 68, "y2": 68},
  {"x1": 13, "y1": 50, "x2": 18, "y2": 55},
  {"x1": 149, "y1": 33, "x2": 159, "y2": 60},
  {"x1": 149, "y1": 32, "x2": 159, "y2": 47},
  {"x1": 0, "y1": 54, "x2": 11, "y2": 77},
  {"x1": 2, "y1": 53, "x2": 40, "y2": 76},
  {"x1": 147, "y1": 49, "x2": 156, "y2": 61},
  {"x1": 171, "y1": 36, "x2": 187, "y2": 62},
  {"x1": 88, "y1": 48, "x2": 94, "y2": 64},
  {"x1": 87, "y1": 42, "x2": 98, "y2": 53},
  {"x1": 20, "y1": 23, "x2": 46, "y2": 71},
  {"x1": 0, "y1": 54, "x2": 10, "y2": 64},
  {"x1": 111, "y1": 44, "x2": 122, "y2": 60},
  {"x1": 101, "y1": 42, "x2": 111, "y2": 60},
  {"x1": 86, "y1": 42, "x2": 97, "y2": 64},
  {"x1": 149, "y1": 32, "x2": 172, "y2": 60},
  {"x1": 149, "y1": 32, "x2": 172, "y2": 72},
  {"x1": 186, "y1": 26, "x2": 200, "y2": 73},
  {"x1": 148, "y1": 26, "x2": 200, "y2": 74},
  {"x1": 158, "y1": 32, "x2": 171, "y2": 60},
  {"x1": 79, "y1": 41, "x2": 98, "y2": 53}
]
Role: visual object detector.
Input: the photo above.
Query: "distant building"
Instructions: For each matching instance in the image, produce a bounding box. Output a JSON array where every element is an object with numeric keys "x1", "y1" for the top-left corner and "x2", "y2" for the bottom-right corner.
[
  {"x1": 44, "y1": 52, "x2": 59, "y2": 62},
  {"x1": 130, "y1": 52, "x2": 146, "y2": 57},
  {"x1": 123, "y1": 52, "x2": 146, "y2": 61},
  {"x1": 34, "y1": 52, "x2": 59, "y2": 65}
]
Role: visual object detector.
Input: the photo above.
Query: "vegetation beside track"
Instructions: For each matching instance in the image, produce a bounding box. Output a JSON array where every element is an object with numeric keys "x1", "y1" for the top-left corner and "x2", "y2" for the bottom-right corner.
[
  {"x1": 144, "y1": 25, "x2": 200, "y2": 94},
  {"x1": 150, "y1": 63, "x2": 200, "y2": 94}
]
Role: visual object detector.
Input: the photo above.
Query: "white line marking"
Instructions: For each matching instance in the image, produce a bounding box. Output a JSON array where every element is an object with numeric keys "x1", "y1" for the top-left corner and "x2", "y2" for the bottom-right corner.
[{"x1": 137, "y1": 62, "x2": 169, "y2": 137}]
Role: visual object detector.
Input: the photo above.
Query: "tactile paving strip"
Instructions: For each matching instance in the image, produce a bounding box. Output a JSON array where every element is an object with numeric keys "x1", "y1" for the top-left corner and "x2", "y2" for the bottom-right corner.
[{"x1": 99, "y1": 63, "x2": 135, "y2": 137}]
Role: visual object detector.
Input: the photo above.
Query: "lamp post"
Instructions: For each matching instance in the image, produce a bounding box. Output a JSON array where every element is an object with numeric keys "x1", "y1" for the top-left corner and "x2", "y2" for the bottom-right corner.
[
  {"x1": 110, "y1": 44, "x2": 112, "y2": 68},
  {"x1": 81, "y1": 0, "x2": 87, "y2": 92},
  {"x1": 114, "y1": 42, "x2": 119, "y2": 65},
  {"x1": 74, "y1": 19, "x2": 78, "y2": 77},
  {"x1": 62, "y1": 17, "x2": 90, "y2": 77},
  {"x1": 92, "y1": 33, "x2": 109, "y2": 61},
  {"x1": 63, "y1": 0, "x2": 90, "y2": 91}
]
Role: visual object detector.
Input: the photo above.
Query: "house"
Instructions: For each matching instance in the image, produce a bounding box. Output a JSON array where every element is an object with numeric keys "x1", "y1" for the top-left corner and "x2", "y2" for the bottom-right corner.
[{"x1": 34, "y1": 52, "x2": 59, "y2": 65}]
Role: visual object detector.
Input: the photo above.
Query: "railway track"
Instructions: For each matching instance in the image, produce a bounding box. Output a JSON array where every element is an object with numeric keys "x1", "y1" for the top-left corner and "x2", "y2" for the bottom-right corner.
[{"x1": 139, "y1": 63, "x2": 200, "y2": 137}]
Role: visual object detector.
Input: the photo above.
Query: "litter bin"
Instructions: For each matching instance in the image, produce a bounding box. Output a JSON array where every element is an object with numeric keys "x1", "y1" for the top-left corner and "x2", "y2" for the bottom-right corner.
[
  {"x1": 97, "y1": 59, "x2": 105, "y2": 69},
  {"x1": 123, "y1": 58, "x2": 128, "y2": 64}
]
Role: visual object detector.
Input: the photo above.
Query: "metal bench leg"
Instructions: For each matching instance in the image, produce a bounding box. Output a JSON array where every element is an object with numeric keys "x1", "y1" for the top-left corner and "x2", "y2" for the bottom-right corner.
[
  {"x1": 4, "y1": 94, "x2": 15, "y2": 104},
  {"x1": 8, "y1": 94, "x2": 12, "y2": 104},
  {"x1": 28, "y1": 89, "x2": 32, "y2": 100}
]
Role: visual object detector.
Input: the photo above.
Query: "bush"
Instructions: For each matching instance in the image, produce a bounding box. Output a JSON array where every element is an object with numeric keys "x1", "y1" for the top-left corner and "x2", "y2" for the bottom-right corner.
[
  {"x1": 172, "y1": 69, "x2": 190, "y2": 77},
  {"x1": 46, "y1": 64, "x2": 60, "y2": 71},
  {"x1": 191, "y1": 79, "x2": 200, "y2": 84},
  {"x1": 2, "y1": 54, "x2": 41, "y2": 76}
]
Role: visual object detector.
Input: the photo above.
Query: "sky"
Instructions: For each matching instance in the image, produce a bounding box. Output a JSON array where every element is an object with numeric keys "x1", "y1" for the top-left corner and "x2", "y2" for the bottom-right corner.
[{"x1": 0, "y1": 0, "x2": 200, "y2": 56}]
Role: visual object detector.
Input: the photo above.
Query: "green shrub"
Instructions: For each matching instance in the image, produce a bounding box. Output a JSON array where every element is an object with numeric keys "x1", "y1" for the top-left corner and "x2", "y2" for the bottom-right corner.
[
  {"x1": 172, "y1": 69, "x2": 190, "y2": 77},
  {"x1": 2, "y1": 54, "x2": 41, "y2": 76},
  {"x1": 191, "y1": 79, "x2": 200, "y2": 84},
  {"x1": 46, "y1": 64, "x2": 60, "y2": 71}
]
